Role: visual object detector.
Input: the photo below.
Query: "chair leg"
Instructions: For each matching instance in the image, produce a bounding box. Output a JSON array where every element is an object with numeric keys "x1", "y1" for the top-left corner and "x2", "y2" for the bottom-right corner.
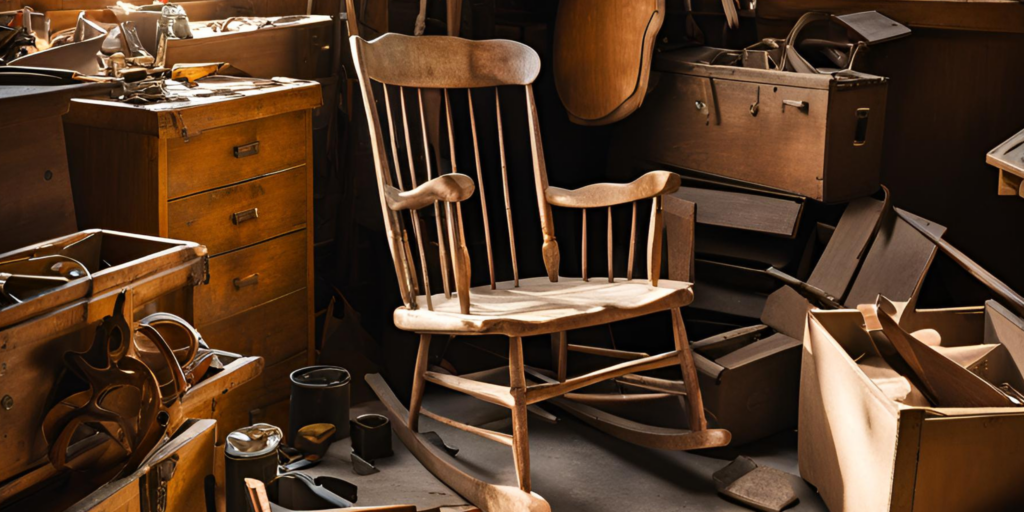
[
  {"x1": 550, "y1": 331, "x2": 568, "y2": 382},
  {"x1": 671, "y1": 308, "x2": 707, "y2": 432},
  {"x1": 409, "y1": 334, "x2": 432, "y2": 432},
  {"x1": 509, "y1": 336, "x2": 532, "y2": 493}
]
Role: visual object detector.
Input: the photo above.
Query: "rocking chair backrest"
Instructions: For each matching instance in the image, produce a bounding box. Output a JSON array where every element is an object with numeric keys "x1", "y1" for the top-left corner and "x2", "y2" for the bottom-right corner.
[
  {"x1": 350, "y1": 34, "x2": 559, "y2": 314},
  {"x1": 351, "y1": 33, "x2": 670, "y2": 316}
]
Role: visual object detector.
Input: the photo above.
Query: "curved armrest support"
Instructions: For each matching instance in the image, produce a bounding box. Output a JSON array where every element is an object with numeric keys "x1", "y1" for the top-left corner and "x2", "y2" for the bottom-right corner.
[
  {"x1": 385, "y1": 174, "x2": 476, "y2": 211},
  {"x1": 544, "y1": 171, "x2": 681, "y2": 208}
]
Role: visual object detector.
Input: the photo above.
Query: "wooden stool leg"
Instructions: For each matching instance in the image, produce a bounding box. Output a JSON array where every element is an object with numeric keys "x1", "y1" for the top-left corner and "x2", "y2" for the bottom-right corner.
[
  {"x1": 509, "y1": 336, "x2": 531, "y2": 493},
  {"x1": 550, "y1": 331, "x2": 568, "y2": 382},
  {"x1": 671, "y1": 309, "x2": 707, "y2": 432},
  {"x1": 409, "y1": 334, "x2": 432, "y2": 432}
]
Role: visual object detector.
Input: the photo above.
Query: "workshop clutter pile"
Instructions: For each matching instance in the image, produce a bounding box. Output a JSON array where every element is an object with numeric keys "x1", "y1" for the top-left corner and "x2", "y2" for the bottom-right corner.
[{"x1": 2, "y1": 1, "x2": 1024, "y2": 511}]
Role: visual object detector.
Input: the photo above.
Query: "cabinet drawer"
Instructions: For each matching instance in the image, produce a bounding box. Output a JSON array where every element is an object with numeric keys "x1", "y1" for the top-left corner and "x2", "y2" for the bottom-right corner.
[
  {"x1": 167, "y1": 110, "x2": 307, "y2": 199},
  {"x1": 200, "y1": 288, "x2": 308, "y2": 366},
  {"x1": 194, "y1": 230, "x2": 306, "y2": 325},
  {"x1": 168, "y1": 166, "x2": 306, "y2": 256}
]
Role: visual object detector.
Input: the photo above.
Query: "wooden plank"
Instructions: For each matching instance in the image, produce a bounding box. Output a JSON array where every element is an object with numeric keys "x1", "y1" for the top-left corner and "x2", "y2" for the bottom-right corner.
[
  {"x1": 807, "y1": 197, "x2": 886, "y2": 299},
  {"x1": 672, "y1": 188, "x2": 804, "y2": 237},
  {"x1": 663, "y1": 195, "x2": 695, "y2": 283},
  {"x1": 0, "y1": 114, "x2": 77, "y2": 254},
  {"x1": 761, "y1": 285, "x2": 812, "y2": 340},
  {"x1": 715, "y1": 333, "x2": 801, "y2": 370},
  {"x1": 845, "y1": 209, "x2": 946, "y2": 308}
]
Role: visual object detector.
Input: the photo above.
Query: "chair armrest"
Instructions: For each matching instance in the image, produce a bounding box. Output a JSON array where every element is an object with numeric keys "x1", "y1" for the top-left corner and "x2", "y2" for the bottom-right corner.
[
  {"x1": 385, "y1": 174, "x2": 476, "y2": 211},
  {"x1": 544, "y1": 171, "x2": 681, "y2": 208}
]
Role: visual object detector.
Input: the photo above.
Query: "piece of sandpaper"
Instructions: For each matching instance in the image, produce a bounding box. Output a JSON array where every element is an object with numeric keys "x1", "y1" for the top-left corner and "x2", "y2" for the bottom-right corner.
[{"x1": 713, "y1": 456, "x2": 798, "y2": 512}]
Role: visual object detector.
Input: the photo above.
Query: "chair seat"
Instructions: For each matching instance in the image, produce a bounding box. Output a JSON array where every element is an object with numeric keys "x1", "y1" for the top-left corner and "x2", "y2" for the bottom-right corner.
[{"x1": 394, "y1": 276, "x2": 693, "y2": 337}]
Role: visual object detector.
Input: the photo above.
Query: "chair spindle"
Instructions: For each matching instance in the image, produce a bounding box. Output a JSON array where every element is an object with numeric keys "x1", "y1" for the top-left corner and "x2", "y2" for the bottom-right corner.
[
  {"x1": 418, "y1": 89, "x2": 452, "y2": 299},
  {"x1": 628, "y1": 201, "x2": 637, "y2": 280},
  {"x1": 648, "y1": 196, "x2": 663, "y2": 287},
  {"x1": 383, "y1": 84, "x2": 419, "y2": 300},
  {"x1": 467, "y1": 89, "x2": 496, "y2": 289},
  {"x1": 495, "y1": 90, "x2": 520, "y2": 287},
  {"x1": 607, "y1": 206, "x2": 614, "y2": 283},
  {"x1": 444, "y1": 89, "x2": 472, "y2": 313},
  {"x1": 400, "y1": 86, "x2": 433, "y2": 310},
  {"x1": 581, "y1": 209, "x2": 588, "y2": 281}
]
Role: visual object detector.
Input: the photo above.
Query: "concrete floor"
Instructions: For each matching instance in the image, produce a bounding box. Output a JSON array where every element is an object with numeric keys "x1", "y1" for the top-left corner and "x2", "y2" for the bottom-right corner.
[{"x1": 306, "y1": 388, "x2": 827, "y2": 511}]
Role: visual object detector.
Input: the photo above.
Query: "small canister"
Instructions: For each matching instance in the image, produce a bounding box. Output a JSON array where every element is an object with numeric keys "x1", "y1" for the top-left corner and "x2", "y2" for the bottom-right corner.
[
  {"x1": 351, "y1": 413, "x2": 393, "y2": 461},
  {"x1": 225, "y1": 423, "x2": 282, "y2": 512},
  {"x1": 289, "y1": 366, "x2": 351, "y2": 443}
]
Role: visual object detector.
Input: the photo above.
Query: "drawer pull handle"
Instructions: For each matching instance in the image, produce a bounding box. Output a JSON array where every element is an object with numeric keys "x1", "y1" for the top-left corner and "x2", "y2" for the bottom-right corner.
[
  {"x1": 233, "y1": 273, "x2": 259, "y2": 289},
  {"x1": 854, "y1": 108, "x2": 870, "y2": 146},
  {"x1": 232, "y1": 207, "x2": 259, "y2": 225},
  {"x1": 234, "y1": 141, "x2": 260, "y2": 158},
  {"x1": 782, "y1": 99, "x2": 808, "y2": 113}
]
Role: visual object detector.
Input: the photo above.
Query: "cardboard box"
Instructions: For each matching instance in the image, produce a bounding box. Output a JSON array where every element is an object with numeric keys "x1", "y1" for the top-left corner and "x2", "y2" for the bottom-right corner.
[{"x1": 800, "y1": 300, "x2": 1024, "y2": 511}]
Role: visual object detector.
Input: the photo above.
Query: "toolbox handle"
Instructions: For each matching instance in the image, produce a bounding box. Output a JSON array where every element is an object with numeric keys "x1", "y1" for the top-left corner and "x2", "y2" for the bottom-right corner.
[
  {"x1": 782, "y1": 99, "x2": 808, "y2": 113},
  {"x1": 234, "y1": 141, "x2": 260, "y2": 158},
  {"x1": 232, "y1": 207, "x2": 259, "y2": 225},
  {"x1": 854, "y1": 108, "x2": 870, "y2": 146},
  {"x1": 233, "y1": 273, "x2": 259, "y2": 289}
]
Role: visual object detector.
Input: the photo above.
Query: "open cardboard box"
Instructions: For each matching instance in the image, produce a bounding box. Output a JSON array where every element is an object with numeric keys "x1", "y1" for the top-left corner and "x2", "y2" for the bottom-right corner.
[{"x1": 800, "y1": 299, "x2": 1024, "y2": 511}]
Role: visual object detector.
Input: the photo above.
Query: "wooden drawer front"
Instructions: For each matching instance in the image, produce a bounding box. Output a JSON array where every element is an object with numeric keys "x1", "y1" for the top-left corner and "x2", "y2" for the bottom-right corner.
[
  {"x1": 194, "y1": 230, "x2": 306, "y2": 325},
  {"x1": 200, "y1": 288, "x2": 308, "y2": 366},
  {"x1": 166, "y1": 110, "x2": 307, "y2": 199},
  {"x1": 168, "y1": 166, "x2": 306, "y2": 256}
]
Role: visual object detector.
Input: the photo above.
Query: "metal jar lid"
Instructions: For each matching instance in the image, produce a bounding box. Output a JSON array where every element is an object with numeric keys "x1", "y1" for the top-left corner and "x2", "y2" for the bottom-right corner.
[
  {"x1": 290, "y1": 365, "x2": 351, "y2": 389},
  {"x1": 225, "y1": 423, "x2": 283, "y2": 458}
]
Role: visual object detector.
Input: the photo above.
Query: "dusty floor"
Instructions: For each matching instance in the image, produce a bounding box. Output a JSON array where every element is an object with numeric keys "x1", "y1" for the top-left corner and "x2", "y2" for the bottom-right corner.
[{"x1": 307, "y1": 386, "x2": 827, "y2": 511}]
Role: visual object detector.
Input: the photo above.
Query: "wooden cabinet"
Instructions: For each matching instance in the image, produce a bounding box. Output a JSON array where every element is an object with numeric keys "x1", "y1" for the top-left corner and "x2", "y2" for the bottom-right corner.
[{"x1": 63, "y1": 80, "x2": 322, "y2": 428}]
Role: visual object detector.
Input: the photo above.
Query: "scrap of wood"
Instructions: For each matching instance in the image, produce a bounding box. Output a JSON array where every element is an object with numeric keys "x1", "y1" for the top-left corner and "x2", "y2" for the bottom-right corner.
[{"x1": 672, "y1": 188, "x2": 804, "y2": 238}]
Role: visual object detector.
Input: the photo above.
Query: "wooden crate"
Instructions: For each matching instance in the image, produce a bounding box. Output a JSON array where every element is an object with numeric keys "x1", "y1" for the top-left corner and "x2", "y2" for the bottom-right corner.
[
  {"x1": 0, "y1": 230, "x2": 262, "y2": 509},
  {"x1": 70, "y1": 419, "x2": 217, "y2": 512},
  {"x1": 611, "y1": 47, "x2": 889, "y2": 203}
]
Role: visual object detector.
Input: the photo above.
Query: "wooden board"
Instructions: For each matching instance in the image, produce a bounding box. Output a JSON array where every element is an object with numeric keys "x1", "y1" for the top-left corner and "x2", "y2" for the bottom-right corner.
[
  {"x1": 807, "y1": 197, "x2": 886, "y2": 300},
  {"x1": 663, "y1": 195, "x2": 695, "y2": 282},
  {"x1": 0, "y1": 85, "x2": 99, "y2": 253},
  {"x1": 672, "y1": 188, "x2": 803, "y2": 237},
  {"x1": 845, "y1": 209, "x2": 946, "y2": 308}
]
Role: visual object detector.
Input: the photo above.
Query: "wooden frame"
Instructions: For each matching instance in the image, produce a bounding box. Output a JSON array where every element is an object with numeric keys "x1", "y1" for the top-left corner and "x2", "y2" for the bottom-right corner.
[{"x1": 351, "y1": 33, "x2": 729, "y2": 511}]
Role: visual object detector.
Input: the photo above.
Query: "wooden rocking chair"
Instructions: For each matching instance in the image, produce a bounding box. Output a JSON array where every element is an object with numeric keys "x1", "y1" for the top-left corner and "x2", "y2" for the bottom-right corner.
[{"x1": 350, "y1": 33, "x2": 731, "y2": 512}]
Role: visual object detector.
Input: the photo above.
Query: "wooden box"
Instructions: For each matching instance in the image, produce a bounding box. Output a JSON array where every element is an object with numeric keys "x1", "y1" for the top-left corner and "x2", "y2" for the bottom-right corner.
[
  {"x1": 167, "y1": 16, "x2": 335, "y2": 80},
  {"x1": 986, "y1": 126, "x2": 1024, "y2": 199},
  {"x1": 0, "y1": 230, "x2": 262, "y2": 509},
  {"x1": 611, "y1": 47, "x2": 889, "y2": 203},
  {"x1": 63, "y1": 79, "x2": 322, "y2": 430},
  {"x1": 69, "y1": 419, "x2": 217, "y2": 512},
  {"x1": 801, "y1": 301, "x2": 1024, "y2": 512},
  {"x1": 692, "y1": 326, "x2": 802, "y2": 445}
]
